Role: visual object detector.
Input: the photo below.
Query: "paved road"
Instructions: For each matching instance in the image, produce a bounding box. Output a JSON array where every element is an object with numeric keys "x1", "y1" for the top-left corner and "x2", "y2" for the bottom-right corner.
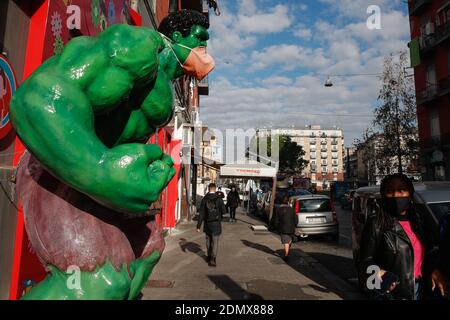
[{"x1": 293, "y1": 204, "x2": 359, "y2": 289}]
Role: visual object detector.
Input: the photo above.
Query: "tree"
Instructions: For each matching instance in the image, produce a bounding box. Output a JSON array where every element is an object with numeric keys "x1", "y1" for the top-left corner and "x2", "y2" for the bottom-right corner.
[
  {"x1": 373, "y1": 50, "x2": 419, "y2": 175},
  {"x1": 278, "y1": 135, "x2": 308, "y2": 174},
  {"x1": 247, "y1": 134, "x2": 308, "y2": 174}
]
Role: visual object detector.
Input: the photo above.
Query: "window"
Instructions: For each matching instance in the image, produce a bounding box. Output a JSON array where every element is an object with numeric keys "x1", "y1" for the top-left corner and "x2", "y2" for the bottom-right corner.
[
  {"x1": 420, "y1": 15, "x2": 432, "y2": 37},
  {"x1": 427, "y1": 64, "x2": 437, "y2": 93},
  {"x1": 297, "y1": 199, "x2": 331, "y2": 213},
  {"x1": 430, "y1": 111, "x2": 440, "y2": 137}
]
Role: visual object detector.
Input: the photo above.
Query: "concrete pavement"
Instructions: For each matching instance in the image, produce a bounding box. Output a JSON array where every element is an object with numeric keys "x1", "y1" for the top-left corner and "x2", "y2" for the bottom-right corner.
[{"x1": 142, "y1": 208, "x2": 363, "y2": 300}]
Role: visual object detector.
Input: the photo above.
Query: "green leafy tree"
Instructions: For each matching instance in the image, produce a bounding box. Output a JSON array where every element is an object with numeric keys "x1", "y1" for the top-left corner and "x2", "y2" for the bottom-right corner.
[
  {"x1": 373, "y1": 50, "x2": 419, "y2": 175},
  {"x1": 247, "y1": 134, "x2": 308, "y2": 174}
]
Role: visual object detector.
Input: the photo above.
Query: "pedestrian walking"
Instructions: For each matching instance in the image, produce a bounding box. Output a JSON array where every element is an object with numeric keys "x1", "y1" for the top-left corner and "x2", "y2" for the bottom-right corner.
[
  {"x1": 197, "y1": 183, "x2": 226, "y2": 267},
  {"x1": 216, "y1": 186, "x2": 225, "y2": 199},
  {"x1": 357, "y1": 174, "x2": 444, "y2": 300},
  {"x1": 226, "y1": 186, "x2": 240, "y2": 223},
  {"x1": 277, "y1": 196, "x2": 298, "y2": 262}
]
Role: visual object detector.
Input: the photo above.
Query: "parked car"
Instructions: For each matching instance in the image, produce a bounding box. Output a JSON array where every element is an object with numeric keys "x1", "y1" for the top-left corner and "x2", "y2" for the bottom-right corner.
[
  {"x1": 351, "y1": 182, "x2": 450, "y2": 275},
  {"x1": 289, "y1": 194, "x2": 339, "y2": 239},
  {"x1": 340, "y1": 190, "x2": 355, "y2": 210}
]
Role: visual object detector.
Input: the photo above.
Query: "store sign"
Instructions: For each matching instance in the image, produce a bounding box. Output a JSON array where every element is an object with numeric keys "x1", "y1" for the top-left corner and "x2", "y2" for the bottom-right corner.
[{"x1": 0, "y1": 53, "x2": 17, "y2": 140}]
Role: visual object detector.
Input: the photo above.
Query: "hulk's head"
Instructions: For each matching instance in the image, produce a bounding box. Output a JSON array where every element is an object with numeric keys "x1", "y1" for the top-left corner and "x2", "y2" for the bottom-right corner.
[
  {"x1": 158, "y1": 10, "x2": 214, "y2": 80},
  {"x1": 158, "y1": 10, "x2": 210, "y2": 50}
]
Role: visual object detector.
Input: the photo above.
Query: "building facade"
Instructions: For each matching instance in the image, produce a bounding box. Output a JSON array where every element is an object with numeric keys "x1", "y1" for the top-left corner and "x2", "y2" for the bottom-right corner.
[
  {"x1": 408, "y1": 0, "x2": 450, "y2": 180},
  {"x1": 266, "y1": 125, "x2": 345, "y2": 190}
]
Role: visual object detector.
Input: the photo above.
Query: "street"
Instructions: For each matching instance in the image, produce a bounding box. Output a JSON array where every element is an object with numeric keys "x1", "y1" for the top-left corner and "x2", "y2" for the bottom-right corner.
[
  {"x1": 294, "y1": 205, "x2": 359, "y2": 291},
  {"x1": 142, "y1": 206, "x2": 363, "y2": 300}
]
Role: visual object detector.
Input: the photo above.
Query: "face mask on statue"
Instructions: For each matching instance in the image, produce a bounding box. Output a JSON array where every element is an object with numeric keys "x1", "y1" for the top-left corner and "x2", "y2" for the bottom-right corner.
[
  {"x1": 161, "y1": 33, "x2": 215, "y2": 81},
  {"x1": 384, "y1": 197, "x2": 410, "y2": 217}
]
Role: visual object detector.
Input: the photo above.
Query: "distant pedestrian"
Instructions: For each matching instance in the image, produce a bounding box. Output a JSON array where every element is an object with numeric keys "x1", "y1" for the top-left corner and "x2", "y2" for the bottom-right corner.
[
  {"x1": 277, "y1": 196, "x2": 298, "y2": 262},
  {"x1": 227, "y1": 186, "x2": 240, "y2": 223},
  {"x1": 197, "y1": 183, "x2": 226, "y2": 267},
  {"x1": 216, "y1": 186, "x2": 225, "y2": 199}
]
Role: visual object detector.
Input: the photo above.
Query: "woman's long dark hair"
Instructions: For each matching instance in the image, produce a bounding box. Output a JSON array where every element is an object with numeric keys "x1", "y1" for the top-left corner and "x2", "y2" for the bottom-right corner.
[{"x1": 377, "y1": 174, "x2": 421, "y2": 234}]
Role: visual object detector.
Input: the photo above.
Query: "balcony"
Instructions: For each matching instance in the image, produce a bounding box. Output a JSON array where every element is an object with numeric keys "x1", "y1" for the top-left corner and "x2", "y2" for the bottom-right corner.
[
  {"x1": 321, "y1": 140, "x2": 327, "y2": 145},
  {"x1": 438, "y1": 75, "x2": 450, "y2": 97},
  {"x1": 418, "y1": 85, "x2": 438, "y2": 104},
  {"x1": 409, "y1": 0, "x2": 432, "y2": 16},
  {"x1": 310, "y1": 154, "x2": 317, "y2": 159},
  {"x1": 198, "y1": 76, "x2": 209, "y2": 95},
  {"x1": 332, "y1": 154, "x2": 338, "y2": 159},
  {"x1": 321, "y1": 153, "x2": 328, "y2": 159},
  {"x1": 321, "y1": 147, "x2": 327, "y2": 152},
  {"x1": 331, "y1": 140, "x2": 338, "y2": 145},
  {"x1": 310, "y1": 139, "x2": 317, "y2": 145},
  {"x1": 420, "y1": 21, "x2": 450, "y2": 53}
]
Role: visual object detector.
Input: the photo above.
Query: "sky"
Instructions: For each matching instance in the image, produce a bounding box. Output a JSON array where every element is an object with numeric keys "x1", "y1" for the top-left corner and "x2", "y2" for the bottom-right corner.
[{"x1": 201, "y1": 0, "x2": 411, "y2": 147}]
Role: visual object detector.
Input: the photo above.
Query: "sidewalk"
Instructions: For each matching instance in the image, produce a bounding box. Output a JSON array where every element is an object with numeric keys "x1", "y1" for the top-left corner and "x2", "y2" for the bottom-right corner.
[{"x1": 142, "y1": 209, "x2": 362, "y2": 300}]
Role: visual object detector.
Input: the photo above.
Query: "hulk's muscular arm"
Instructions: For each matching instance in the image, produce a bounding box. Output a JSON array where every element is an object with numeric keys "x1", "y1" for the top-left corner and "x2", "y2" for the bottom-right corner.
[{"x1": 10, "y1": 25, "x2": 175, "y2": 213}]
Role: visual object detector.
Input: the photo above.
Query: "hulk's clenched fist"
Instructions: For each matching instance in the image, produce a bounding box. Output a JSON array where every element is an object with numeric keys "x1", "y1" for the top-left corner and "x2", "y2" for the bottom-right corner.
[
  {"x1": 10, "y1": 11, "x2": 214, "y2": 214},
  {"x1": 9, "y1": 10, "x2": 215, "y2": 300}
]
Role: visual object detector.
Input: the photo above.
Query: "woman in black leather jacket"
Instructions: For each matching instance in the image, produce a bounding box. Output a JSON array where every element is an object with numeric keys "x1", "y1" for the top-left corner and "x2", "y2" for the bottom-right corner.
[{"x1": 357, "y1": 174, "x2": 444, "y2": 300}]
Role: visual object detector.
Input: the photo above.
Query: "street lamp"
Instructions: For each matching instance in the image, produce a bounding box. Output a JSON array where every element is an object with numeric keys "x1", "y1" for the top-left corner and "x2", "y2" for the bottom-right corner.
[{"x1": 324, "y1": 77, "x2": 333, "y2": 87}]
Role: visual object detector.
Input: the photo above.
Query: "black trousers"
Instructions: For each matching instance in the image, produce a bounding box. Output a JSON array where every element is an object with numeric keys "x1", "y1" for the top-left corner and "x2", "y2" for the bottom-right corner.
[{"x1": 229, "y1": 207, "x2": 237, "y2": 220}]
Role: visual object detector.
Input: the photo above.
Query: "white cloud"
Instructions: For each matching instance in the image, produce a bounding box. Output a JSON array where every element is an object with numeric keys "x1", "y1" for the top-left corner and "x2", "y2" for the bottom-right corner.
[
  {"x1": 249, "y1": 45, "x2": 330, "y2": 71},
  {"x1": 293, "y1": 25, "x2": 312, "y2": 40},
  {"x1": 237, "y1": 5, "x2": 293, "y2": 34},
  {"x1": 261, "y1": 76, "x2": 293, "y2": 86}
]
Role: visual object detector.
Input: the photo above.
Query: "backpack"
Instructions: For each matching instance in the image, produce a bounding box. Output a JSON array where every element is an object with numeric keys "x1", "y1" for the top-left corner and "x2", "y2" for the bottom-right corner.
[{"x1": 205, "y1": 197, "x2": 220, "y2": 222}]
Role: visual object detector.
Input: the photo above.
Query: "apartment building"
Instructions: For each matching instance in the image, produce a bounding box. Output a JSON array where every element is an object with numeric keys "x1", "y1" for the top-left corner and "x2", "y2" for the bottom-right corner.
[
  {"x1": 267, "y1": 125, "x2": 345, "y2": 190},
  {"x1": 408, "y1": 0, "x2": 450, "y2": 180}
]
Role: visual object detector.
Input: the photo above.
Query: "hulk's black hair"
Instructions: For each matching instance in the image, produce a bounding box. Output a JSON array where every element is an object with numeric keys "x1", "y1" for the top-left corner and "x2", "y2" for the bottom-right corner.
[{"x1": 158, "y1": 10, "x2": 209, "y2": 39}]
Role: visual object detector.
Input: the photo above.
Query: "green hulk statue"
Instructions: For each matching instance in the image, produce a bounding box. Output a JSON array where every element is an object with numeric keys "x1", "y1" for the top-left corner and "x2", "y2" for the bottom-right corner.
[{"x1": 9, "y1": 10, "x2": 214, "y2": 300}]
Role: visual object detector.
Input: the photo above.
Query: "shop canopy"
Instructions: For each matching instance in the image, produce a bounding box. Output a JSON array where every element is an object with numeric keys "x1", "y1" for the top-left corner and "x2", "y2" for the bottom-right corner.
[{"x1": 220, "y1": 161, "x2": 277, "y2": 178}]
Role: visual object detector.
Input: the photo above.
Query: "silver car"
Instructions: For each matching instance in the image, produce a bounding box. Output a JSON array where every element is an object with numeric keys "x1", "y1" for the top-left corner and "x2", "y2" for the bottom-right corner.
[{"x1": 290, "y1": 194, "x2": 339, "y2": 239}]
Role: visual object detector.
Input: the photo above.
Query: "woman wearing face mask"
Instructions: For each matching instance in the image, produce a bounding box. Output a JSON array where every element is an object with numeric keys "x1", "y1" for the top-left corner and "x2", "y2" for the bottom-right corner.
[{"x1": 357, "y1": 174, "x2": 444, "y2": 300}]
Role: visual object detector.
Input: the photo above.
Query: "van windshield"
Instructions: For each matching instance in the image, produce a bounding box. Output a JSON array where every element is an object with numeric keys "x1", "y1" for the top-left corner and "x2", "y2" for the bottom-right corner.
[{"x1": 299, "y1": 199, "x2": 331, "y2": 213}]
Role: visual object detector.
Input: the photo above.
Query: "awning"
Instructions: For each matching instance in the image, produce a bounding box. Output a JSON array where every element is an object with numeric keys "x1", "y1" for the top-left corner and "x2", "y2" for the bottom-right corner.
[{"x1": 220, "y1": 161, "x2": 277, "y2": 178}]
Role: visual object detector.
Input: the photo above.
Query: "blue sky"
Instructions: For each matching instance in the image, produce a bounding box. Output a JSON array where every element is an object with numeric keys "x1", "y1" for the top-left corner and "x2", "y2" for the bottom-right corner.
[{"x1": 201, "y1": 0, "x2": 411, "y2": 146}]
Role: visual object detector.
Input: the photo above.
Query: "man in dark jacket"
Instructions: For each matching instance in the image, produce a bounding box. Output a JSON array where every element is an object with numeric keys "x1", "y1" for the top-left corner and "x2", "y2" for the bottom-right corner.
[{"x1": 197, "y1": 183, "x2": 226, "y2": 267}]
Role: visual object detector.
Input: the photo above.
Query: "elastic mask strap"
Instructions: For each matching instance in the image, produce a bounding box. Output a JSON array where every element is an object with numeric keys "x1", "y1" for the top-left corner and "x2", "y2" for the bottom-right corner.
[{"x1": 159, "y1": 32, "x2": 187, "y2": 67}]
